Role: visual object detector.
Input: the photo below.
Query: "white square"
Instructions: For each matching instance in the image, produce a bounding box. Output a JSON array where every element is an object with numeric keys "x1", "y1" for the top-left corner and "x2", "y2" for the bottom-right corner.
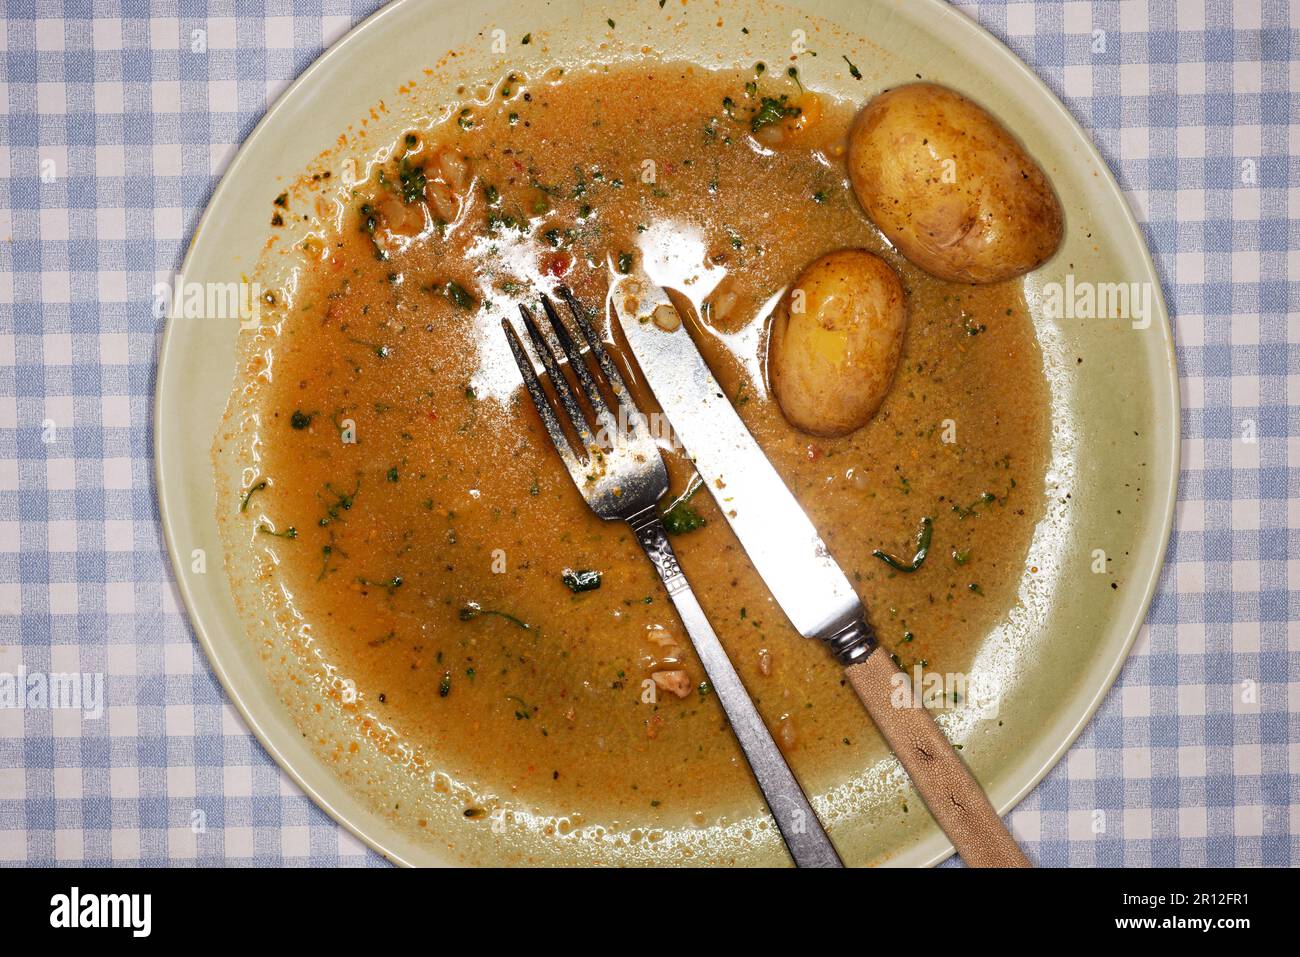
[
  {"x1": 1120, "y1": 2, "x2": 1149, "y2": 31},
  {"x1": 1122, "y1": 748, "x2": 1152, "y2": 780},
  {"x1": 1067, "y1": 810, "x2": 1097, "y2": 841},
  {"x1": 1232, "y1": 621, "x2": 1260, "y2": 653},
  {"x1": 1005, "y1": 3, "x2": 1035, "y2": 37},
  {"x1": 47, "y1": 457, "x2": 75, "y2": 490},
  {"x1": 209, "y1": 81, "x2": 237, "y2": 114},
  {"x1": 1177, "y1": 61, "x2": 1206, "y2": 95},
  {"x1": 1063, "y1": 64, "x2": 1092, "y2": 98},
  {"x1": 0, "y1": 522, "x2": 16, "y2": 552},
  {"x1": 1068, "y1": 748, "x2": 1096, "y2": 780},
  {"x1": 104, "y1": 520, "x2": 133, "y2": 552},
  {"x1": 1010, "y1": 808, "x2": 1039, "y2": 842},
  {"x1": 1232, "y1": 122, "x2": 1262, "y2": 158},
  {"x1": 165, "y1": 704, "x2": 195, "y2": 737},
  {"x1": 152, "y1": 80, "x2": 181, "y2": 114},
  {"x1": 225, "y1": 826, "x2": 254, "y2": 858},
  {"x1": 95, "y1": 144, "x2": 125, "y2": 177},
  {"x1": 1177, "y1": 745, "x2": 1206, "y2": 777},
  {"x1": 35, "y1": 20, "x2": 65, "y2": 51},
  {"x1": 1233, "y1": 805, "x2": 1263, "y2": 837},
  {"x1": 1231, "y1": 560, "x2": 1260, "y2": 593},
  {"x1": 1231, "y1": 187, "x2": 1260, "y2": 223},
  {"x1": 1063, "y1": 1, "x2": 1092, "y2": 34},
  {"x1": 41, "y1": 270, "x2": 70, "y2": 305},
  {"x1": 1230, "y1": 497, "x2": 1260, "y2": 530},
  {"x1": 282, "y1": 825, "x2": 311, "y2": 857},
  {"x1": 0, "y1": 583, "x2": 18, "y2": 616},
  {"x1": 1233, "y1": 743, "x2": 1262, "y2": 775},
  {"x1": 153, "y1": 206, "x2": 183, "y2": 240},
  {"x1": 39, "y1": 207, "x2": 69, "y2": 242},
  {"x1": 265, "y1": 16, "x2": 295, "y2": 49},
  {"x1": 153, "y1": 143, "x2": 181, "y2": 177},
  {"x1": 99, "y1": 332, "x2": 129, "y2": 364},
  {"x1": 101, "y1": 395, "x2": 130, "y2": 428},
  {"x1": 0, "y1": 831, "x2": 25, "y2": 864},
  {"x1": 107, "y1": 706, "x2": 137, "y2": 737},
  {"x1": 1230, "y1": 250, "x2": 1260, "y2": 283},
  {"x1": 98, "y1": 271, "x2": 127, "y2": 303},
  {"x1": 1178, "y1": 683, "x2": 1207, "y2": 717},
  {"x1": 43, "y1": 394, "x2": 72, "y2": 431},
  {"x1": 53, "y1": 766, "x2": 82, "y2": 799},
  {"x1": 36, "y1": 82, "x2": 66, "y2": 115},
  {"x1": 54, "y1": 830, "x2": 83, "y2": 862},
  {"x1": 166, "y1": 765, "x2": 196, "y2": 799},
  {"x1": 94, "y1": 81, "x2": 123, "y2": 115},
  {"x1": 95, "y1": 207, "x2": 125, "y2": 240},
  {"x1": 1120, "y1": 125, "x2": 1149, "y2": 161},
  {"x1": 1176, "y1": 0, "x2": 1205, "y2": 30},
  {"x1": 1124, "y1": 807, "x2": 1152, "y2": 840},
  {"x1": 223, "y1": 765, "x2": 252, "y2": 797},
  {"x1": 149, "y1": 17, "x2": 180, "y2": 50},
  {"x1": 49, "y1": 583, "x2": 78, "y2": 615},
  {"x1": 102, "y1": 457, "x2": 132, "y2": 489},
  {"x1": 207, "y1": 17, "x2": 236, "y2": 49},
  {"x1": 43, "y1": 333, "x2": 72, "y2": 365},
  {"x1": 1120, "y1": 64, "x2": 1149, "y2": 96},
  {"x1": 164, "y1": 642, "x2": 193, "y2": 675},
  {"x1": 1176, "y1": 559, "x2": 1204, "y2": 595},
  {"x1": 111, "y1": 829, "x2": 140, "y2": 862},
  {"x1": 0, "y1": 459, "x2": 18, "y2": 493},
  {"x1": 109, "y1": 765, "x2": 139, "y2": 800},
  {"x1": 105, "y1": 581, "x2": 134, "y2": 615},
  {"x1": 322, "y1": 16, "x2": 351, "y2": 45},
  {"x1": 1178, "y1": 805, "x2": 1207, "y2": 839},
  {"x1": 0, "y1": 768, "x2": 23, "y2": 800},
  {"x1": 92, "y1": 18, "x2": 122, "y2": 50},
  {"x1": 106, "y1": 642, "x2": 136, "y2": 677},
  {"x1": 1175, "y1": 250, "x2": 1205, "y2": 283},
  {"x1": 1233, "y1": 61, "x2": 1261, "y2": 96},
  {"x1": 0, "y1": 396, "x2": 13, "y2": 427},
  {"x1": 47, "y1": 521, "x2": 77, "y2": 552}
]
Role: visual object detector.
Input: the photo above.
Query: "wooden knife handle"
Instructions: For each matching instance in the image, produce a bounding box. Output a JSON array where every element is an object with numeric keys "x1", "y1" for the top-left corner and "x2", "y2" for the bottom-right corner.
[{"x1": 844, "y1": 646, "x2": 1030, "y2": 867}]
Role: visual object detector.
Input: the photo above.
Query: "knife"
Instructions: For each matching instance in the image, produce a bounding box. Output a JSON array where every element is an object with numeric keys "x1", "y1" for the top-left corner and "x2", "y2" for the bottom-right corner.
[{"x1": 613, "y1": 277, "x2": 1030, "y2": 868}]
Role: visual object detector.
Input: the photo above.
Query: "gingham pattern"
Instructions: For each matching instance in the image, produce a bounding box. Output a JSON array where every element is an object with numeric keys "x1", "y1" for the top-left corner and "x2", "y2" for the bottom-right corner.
[{"x1": 0, "y1": 1, "x2": 1294, "y2": 867}]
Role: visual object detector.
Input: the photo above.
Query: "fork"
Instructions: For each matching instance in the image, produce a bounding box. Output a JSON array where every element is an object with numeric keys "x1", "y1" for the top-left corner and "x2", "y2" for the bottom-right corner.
[{"x1": 502, "y1": 286, "x2": 843, "y2": 868}]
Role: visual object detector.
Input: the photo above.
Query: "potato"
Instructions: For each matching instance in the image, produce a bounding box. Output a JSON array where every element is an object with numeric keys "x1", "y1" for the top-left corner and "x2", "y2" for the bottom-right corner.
[
  {"x1": 768, "y1": 250, "x2": 907, "y2": 437},
  {"x1": 847, "y1": 82, "x2": 1063, "y2": 284}
]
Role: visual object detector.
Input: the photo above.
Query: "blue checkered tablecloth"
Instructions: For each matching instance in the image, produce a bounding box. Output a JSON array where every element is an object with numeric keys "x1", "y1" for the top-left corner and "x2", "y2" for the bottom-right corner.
[{"x1": 0, "y1": 0, "x2": 1294, "y2": 867}]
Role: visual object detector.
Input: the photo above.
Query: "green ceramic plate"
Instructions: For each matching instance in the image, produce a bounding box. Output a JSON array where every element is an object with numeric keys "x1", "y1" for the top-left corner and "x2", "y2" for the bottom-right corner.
[{"x1": 155, "y1": 0, "x2": 1178, "y2": 866}]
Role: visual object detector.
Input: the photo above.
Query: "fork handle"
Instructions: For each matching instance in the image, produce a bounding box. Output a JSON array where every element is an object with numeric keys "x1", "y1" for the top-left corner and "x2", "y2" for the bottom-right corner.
[{"x1": 628, "y1": 508, "x2": 842, "y2": 868}]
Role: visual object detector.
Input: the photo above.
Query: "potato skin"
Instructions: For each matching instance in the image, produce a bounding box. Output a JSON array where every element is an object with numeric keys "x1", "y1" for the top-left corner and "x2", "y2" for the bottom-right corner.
[
  {"x1": 768, "y1": 250, "x2": 907, "y2": 437},
  {"x1": 848, "y1": 82, "x2": 1063, "y2": 284}
]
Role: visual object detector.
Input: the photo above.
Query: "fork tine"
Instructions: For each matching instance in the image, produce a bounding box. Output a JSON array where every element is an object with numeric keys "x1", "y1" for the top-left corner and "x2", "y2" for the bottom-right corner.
[
  {"x1": 501, "y1": 318, "x2": 588, "y2": 470},
  {"x1": 556, "y1": 285, "x2": 651, "y2": 443},
  {"x1": 540, "y1": 294, "x2": 619, "y2": 438},
  {"x1": 518, "y1": 303, "x2": 598, "y2": 454}
]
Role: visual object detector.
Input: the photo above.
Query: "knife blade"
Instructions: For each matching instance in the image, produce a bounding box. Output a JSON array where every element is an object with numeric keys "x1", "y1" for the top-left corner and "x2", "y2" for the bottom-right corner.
[
  {"x1": 611, "y1": 278, "x2": 868, "y2": 649},
  {"x1": 612, "y1": 275, "x2": 1031, "y2": 868}
]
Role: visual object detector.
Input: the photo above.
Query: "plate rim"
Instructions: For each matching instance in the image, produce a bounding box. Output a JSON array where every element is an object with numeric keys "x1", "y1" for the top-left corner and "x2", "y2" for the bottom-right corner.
[{"x1": 155, "y1": 0, "x2": 1181, "y2": 868}]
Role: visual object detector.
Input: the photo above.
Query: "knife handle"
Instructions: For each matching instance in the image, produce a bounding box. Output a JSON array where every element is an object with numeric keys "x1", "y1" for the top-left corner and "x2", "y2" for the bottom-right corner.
[{"x1": 844, "y1": 646, "x2": 1031, "y2": 868}]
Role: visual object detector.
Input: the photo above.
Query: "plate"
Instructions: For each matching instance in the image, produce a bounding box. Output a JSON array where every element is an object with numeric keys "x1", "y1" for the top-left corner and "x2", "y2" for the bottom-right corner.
[{"x1": 155, "y1": 0, "x2": 1179, "y2": 866}]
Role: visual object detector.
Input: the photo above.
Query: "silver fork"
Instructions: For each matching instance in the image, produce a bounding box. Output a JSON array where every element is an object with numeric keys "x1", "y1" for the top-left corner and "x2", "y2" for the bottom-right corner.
[{"x1": 502, "y1": 286, "x2": 842, "y2": 868}]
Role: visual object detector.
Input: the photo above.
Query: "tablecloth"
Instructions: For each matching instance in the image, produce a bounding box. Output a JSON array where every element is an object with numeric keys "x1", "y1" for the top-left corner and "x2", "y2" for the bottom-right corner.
[{"x1": 0, "y1": 0, "x2": 1295, "y2": 866}]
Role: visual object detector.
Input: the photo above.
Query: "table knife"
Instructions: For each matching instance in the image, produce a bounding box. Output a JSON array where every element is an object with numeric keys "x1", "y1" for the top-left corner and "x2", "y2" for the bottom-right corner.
[{"x1": 613, "y1": 277, "x2": 1030, "y2": 868}]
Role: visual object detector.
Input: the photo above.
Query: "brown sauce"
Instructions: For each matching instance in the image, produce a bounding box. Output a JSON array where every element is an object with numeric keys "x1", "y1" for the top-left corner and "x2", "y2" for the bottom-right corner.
[{"x1": 226, "y1": 64, "x2": 1049, "y2": 837}]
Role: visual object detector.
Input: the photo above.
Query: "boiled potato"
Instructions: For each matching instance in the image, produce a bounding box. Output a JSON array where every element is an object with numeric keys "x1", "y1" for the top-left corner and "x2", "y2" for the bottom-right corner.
[
  {"x1": 768, "y1": 250, "x2": 907, "y2": 437},
  {"x1": 848, "y1": 82, "x2": 1063, "y2": 284}
]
